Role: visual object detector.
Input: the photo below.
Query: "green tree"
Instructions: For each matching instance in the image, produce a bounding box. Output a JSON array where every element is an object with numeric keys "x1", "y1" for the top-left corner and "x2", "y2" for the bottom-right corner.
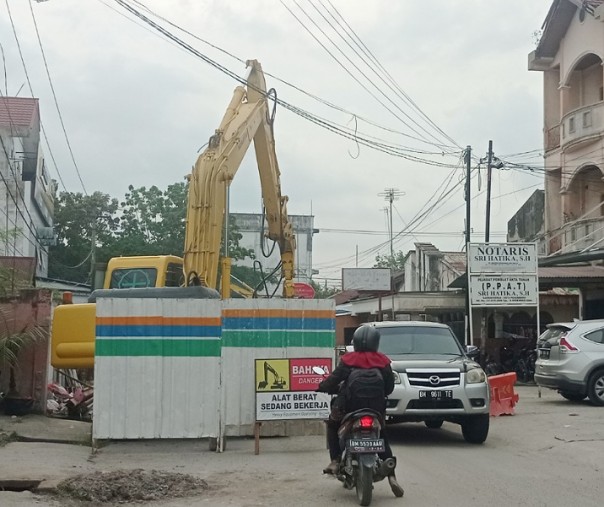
[
  {"x1": 374, "y1": 251, "x2": 408, "y2": 271},
  {"x1": 310, "y1": 280, "x2": 339, "y2": 299},
  {"x1": 110, "y1": 183, "x2": 188, "y2": 258},
  {"x1": 49, "y1": 183, "x2": 258, "y2": 286},
  {"x1": 49, "y1": 191, "x2": 119, "y2": 283}
]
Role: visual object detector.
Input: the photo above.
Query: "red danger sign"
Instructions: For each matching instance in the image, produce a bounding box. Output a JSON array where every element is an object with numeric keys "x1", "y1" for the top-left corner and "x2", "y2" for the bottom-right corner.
[{"x1": 289, "y1": 358, "x2": 332, "y2": 391}]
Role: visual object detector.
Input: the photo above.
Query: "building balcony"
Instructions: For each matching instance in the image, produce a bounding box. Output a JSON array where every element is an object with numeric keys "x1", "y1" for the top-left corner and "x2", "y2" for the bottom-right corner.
[
  {"x1": 559, "y1": 218, "x2": 604, "y2": 253},
  {"x1": 560, "y1": 101, "x2": 604, "y2": 151}
]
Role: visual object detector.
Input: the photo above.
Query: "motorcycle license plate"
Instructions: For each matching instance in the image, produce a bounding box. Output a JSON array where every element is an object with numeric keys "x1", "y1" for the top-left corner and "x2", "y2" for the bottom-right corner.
[
  {"x1": 347, "y1": 438, "x2": 385, "y2": 453},
  {"x1": 419, "y1": 390, "x2": 452, "y2": 400}
]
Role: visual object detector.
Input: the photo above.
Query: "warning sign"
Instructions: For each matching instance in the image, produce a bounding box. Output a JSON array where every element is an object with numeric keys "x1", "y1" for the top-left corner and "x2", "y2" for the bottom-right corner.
[
  {"x1": 255, "y1": 359, "x2": 290, "y2": 392},
  {"x1": 289, "y1": 358, "x2": 332, "y2": 391},
  {"x1": 255, "y1": 357, "x2": 332, "y2": 421}
]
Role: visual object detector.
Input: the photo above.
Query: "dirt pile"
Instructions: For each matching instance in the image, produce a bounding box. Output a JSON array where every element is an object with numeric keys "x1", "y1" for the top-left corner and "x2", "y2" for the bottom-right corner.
[{"x1": 56, "y1": 469, "x2": 209, "y2": 503}]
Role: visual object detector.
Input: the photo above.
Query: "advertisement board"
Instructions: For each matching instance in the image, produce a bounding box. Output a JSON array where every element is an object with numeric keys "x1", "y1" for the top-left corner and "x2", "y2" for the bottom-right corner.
[{"x1": 342, "y1": 268, "x2": 391, "y2": 291}]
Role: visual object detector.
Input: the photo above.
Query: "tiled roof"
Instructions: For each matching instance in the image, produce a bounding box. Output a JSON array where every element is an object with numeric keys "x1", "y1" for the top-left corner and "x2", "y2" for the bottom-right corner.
[{"x1": 0, "y1": 97, "x2": 39, "y2": 130}]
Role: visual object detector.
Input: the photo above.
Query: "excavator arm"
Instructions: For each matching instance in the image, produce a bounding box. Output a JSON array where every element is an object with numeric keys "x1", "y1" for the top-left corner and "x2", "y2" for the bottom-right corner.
[{"x1": 183, "y1": 59, "x2": 296, "y2": 297}]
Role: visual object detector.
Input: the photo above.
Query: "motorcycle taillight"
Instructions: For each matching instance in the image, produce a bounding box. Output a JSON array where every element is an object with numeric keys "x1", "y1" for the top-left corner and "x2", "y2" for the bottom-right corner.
[{"x1": 359, "y1": 416, "x2": 375, "y2": 429}]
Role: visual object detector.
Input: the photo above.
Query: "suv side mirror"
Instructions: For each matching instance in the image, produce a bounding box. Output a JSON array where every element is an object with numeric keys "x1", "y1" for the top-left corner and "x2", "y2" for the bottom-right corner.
[{"x1": 466, "y1": 345, "x2": 480, "y2": 360}]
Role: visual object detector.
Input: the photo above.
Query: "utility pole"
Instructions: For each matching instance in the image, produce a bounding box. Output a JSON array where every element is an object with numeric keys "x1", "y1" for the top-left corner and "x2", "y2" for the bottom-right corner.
[
  {"x1": 485, "y1": 140, "x2": 493, "y2": 243},
  {"x1": 378, "y1": 188, "x2": 404, "y2": 258},
  {"x1": 464, "y1": 146, "x2": 472, "y2": 346},
  {"x1": 90, "y1": 219, "x2": 97, "y2": 287},
  {"x1": 464, "y1": 147, "x2": 471, "y2": 246}
]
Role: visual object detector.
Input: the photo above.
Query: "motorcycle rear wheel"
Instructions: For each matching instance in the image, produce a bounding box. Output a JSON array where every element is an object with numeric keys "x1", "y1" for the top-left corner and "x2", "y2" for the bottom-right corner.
[{"x1": 355, "y1": 462, "x2": 373, "y2": 506}]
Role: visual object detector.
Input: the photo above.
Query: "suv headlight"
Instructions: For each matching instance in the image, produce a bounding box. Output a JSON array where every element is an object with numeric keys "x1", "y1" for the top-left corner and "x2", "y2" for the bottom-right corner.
[
  {"x1": 393, "y1": 371, "x2": 402, "y2": 384},
  {"x1": 466, "y1": 368, "x2": 486, "y2": 384}
]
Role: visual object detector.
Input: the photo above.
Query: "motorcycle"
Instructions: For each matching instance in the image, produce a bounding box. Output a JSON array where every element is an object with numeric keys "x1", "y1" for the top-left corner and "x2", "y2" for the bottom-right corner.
[
  {"x1": 313, "y1": 367, "x2": 403, "y2": 506},
  {"x1": 336, "y1": 408, "x2": 399, "y2": 506}
]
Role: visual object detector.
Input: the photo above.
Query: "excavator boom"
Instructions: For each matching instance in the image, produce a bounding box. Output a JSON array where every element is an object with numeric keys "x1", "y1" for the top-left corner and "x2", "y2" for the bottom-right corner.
[{"x1": 183, "y1": 60, "x2": 295, "y2": 297}]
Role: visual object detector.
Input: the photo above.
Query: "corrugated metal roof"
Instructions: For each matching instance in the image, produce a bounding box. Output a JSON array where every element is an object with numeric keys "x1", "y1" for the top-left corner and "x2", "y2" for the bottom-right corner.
[
  {"x1": 0, "y1": 97, "x2": 39, "y2": 130},
  {"x1": 539, "y1": 265, "x2": 604, "y2": 279},
  {"x1": 449, "y1": 265, "x2": 604, "y2": 289}
]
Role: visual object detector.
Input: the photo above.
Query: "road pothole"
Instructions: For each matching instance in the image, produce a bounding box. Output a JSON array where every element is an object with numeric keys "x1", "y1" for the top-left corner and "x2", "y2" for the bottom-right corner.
[{"x1": 0, "y1": 479, "x2": 42, "y2": 492}]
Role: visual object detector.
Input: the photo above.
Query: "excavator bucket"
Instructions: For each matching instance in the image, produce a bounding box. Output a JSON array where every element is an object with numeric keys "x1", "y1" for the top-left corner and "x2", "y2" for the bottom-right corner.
[{"x1": 258, "y1": 380, "x2": 269, "y2": 389}]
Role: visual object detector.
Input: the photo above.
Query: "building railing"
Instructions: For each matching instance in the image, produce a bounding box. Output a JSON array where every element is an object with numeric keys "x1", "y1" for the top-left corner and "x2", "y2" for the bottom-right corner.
[
  {"x1": 560, "y1": 101, "x2": 604, "y2": 149},
  {"x1": 556, "y1": 218, "x2": 604, "y2": 253}
]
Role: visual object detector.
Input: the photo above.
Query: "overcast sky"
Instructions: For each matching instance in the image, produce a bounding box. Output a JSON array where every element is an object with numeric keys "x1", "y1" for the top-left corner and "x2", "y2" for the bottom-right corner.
[{"x1": 1, "y1": 0, "x2": 552, "y2": 286}]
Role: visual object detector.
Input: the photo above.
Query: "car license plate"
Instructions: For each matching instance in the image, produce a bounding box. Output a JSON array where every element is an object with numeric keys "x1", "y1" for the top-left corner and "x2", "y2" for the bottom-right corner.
[
  {"x1": 347, "y1": 438, "x2": 385, "y2": 453},
  {"x1": 539, "y1": 349, "x2": 550, "y2": 359},
  {"x1": 419, "y1": 390, "x2": 453, "y2": 400}
]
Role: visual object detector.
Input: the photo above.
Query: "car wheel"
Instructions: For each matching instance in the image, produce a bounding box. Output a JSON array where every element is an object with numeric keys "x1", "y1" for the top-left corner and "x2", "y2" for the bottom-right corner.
[
  {"x1": 461, "y1": 414, "x2": 489, "y2": 444},
  {"x1": 425, "y1": 419, "x2": 443, "y2": 429},
  {"x1": 587, "y1": 369, "x2": 604, "y2": 406},
  {"x1": 559, "y1": 391, "x2": 586, "y2": 402}
]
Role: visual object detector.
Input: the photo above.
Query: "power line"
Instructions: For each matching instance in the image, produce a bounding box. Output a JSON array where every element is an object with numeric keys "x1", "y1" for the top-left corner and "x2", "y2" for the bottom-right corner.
[
  {"x1": 110, "y1": 0, "x2": 464, "y2": 167},
  {"x1": 125, "y1": 0, "x2": 458, "y2": 155},
  {"x1": 4, "y1": 0, "x2": 68, "y2": 192},
  {"x1": 289, "y1": 0, "x2": 457, "y2": 151},
  {"x1": 311, "y1": 0, "x2": 461, "y2": 150},
  {"x1": 26, "y1": 0, "x2": 88, "y2": 194}
]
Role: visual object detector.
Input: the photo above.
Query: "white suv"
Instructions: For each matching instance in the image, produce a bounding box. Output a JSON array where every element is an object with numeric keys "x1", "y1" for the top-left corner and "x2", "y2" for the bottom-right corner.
[
  {"x1": 535, "y1": 319, "x2": 604, "y2": 405},
  {"x1": 366, "y1": 321, "x2": 490, "y2": 444}
]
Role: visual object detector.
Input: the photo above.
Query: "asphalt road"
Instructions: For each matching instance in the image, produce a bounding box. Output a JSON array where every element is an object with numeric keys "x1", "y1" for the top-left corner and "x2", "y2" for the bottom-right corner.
[{"x1": 1, "y1": 384, "x2": 603, "y2": 506}]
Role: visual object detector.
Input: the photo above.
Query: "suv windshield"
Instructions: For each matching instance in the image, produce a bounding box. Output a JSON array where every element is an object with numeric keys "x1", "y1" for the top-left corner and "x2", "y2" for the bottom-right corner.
[{"x1": 378, "y1": 326, "x2": 463, "y2": 356}]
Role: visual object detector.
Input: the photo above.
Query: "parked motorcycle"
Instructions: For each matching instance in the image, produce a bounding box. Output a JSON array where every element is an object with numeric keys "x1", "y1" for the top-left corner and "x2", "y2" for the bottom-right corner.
[
  {"x1": 47, "y1": 382, "x2": 93, "y2": 420},
  {"x1": 336, "y1": 408, "x2": 399, "y2": 506}
]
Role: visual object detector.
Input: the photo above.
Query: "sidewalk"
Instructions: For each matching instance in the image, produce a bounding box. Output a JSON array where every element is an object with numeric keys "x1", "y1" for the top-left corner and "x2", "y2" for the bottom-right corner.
[{"x1": 0, "y1": 413, "x2": 91, "y2": 445}]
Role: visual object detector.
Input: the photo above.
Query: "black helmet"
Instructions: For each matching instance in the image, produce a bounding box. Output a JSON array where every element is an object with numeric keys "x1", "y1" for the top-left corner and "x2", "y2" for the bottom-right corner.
[{"x1": 352, "y1": 326, "x2": 380, "y2": 352}]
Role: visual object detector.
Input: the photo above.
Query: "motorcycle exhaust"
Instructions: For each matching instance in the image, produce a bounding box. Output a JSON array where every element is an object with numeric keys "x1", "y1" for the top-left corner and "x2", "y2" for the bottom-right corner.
[{"x1": 379, "y1": 458, "x2": 396, "y2": 477}]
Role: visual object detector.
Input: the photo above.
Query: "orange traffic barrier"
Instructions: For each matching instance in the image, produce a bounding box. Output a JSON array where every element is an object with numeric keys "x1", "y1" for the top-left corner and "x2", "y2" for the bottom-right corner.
[{"x1": 488, "y1": 372, "x2": 519, "y2": 416}]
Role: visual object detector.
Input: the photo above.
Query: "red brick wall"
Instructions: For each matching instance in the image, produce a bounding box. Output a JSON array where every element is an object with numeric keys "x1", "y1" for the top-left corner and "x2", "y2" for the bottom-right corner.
[{"x1": 0, "y1": 289, "x2": 52, "y2": 412}]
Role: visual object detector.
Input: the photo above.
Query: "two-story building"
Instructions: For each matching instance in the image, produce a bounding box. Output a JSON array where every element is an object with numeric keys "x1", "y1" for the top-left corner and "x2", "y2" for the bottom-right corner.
[
  {"x1": 523, "y1": 0, "x2": 604, "y2": 318},
  {"x1": 529, "y1": 0, "x2": 604, "y2": 256},
  {"x1": 0, "y1": 97, "x2": 55, "y2": 279}
]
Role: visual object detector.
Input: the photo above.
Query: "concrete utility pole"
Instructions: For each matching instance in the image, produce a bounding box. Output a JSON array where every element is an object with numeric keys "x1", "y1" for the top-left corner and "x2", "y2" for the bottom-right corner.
[
  {"x1": 464, "y1": 147, "x2": 472, "y2": 247},
  {"x1": 483, "y1": 140, "x2": 504, "y2": 243},
  {"x1": 485, "y1": 140, "x2": 493, "y2": 243},
  {"x1": 464, "y1": 146, "x2": 472, "y2": 346},
  {"x1": 378, "y1": 188, "x2": 404, "y2": 258}
]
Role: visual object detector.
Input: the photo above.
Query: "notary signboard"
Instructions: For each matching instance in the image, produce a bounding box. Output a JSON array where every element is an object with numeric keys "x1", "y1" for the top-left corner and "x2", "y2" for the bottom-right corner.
[
  {"x1": 468, "y1": 243, "x2": 537, "y2": 274},
  {"x1": 469, "y1": 274, "x2": 538, "y2": 306}
]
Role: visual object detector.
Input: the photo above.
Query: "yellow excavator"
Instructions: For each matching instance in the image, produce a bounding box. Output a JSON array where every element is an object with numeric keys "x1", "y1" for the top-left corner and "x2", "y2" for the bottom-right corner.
[
  {"x1": 184, "y1": 59, "x2": 295, "y2": 299},
  {"x1": 51, "y1": 60, "x2": 297, "y2": 369}
]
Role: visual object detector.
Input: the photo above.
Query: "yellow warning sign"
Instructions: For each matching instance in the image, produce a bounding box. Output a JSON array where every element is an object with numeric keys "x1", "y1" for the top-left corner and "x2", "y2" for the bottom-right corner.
[{"x1": 255, "y1": 359, "x2": 290, "y2": 392}]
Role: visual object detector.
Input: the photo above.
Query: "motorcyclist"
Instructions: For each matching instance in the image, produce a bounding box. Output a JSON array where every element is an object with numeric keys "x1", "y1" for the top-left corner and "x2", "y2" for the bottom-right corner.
[{"x1": 316, "y1": 325, "x2": 404, "y2": 497}]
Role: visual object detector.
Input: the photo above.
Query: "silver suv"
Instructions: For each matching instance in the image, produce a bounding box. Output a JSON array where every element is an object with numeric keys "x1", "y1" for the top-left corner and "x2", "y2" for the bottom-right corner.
[
  {"x1": 535, "y1": 320, "x2": 604, "y2": 405},
  {"x1": 366, "y1": 321, "x2": 490, "y2": 444}
]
